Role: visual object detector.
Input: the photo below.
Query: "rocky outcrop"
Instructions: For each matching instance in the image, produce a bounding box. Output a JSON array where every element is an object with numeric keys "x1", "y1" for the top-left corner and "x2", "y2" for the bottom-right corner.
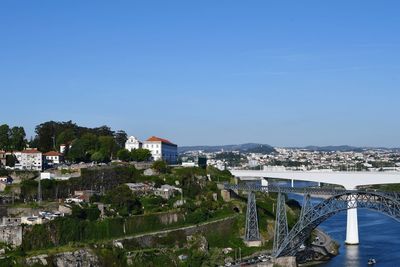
[
  {"x1": 0, "y1": 224, "x2": 22, "y2": 247},
  {"x1": 274, "y1": 256, "x2": 297, "y2": 267},
  {"x1": 24, "y1": 249, "x2": 99, "y2": 267},
  {"x1": 25, "y1": 254, "x2": 48, "y2": 266},
  {"x1": 54, "y1": 249, "x2": 99, "y2": 267}
]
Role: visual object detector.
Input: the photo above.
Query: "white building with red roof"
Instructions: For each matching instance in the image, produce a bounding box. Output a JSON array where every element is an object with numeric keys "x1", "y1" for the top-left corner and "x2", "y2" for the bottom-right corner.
[
  {"x1": 44, "y1": 151, "x2": 64, "y2": 165},
  {"x1": 142, "y1": 136, "x2": 178, "y2": 164}
]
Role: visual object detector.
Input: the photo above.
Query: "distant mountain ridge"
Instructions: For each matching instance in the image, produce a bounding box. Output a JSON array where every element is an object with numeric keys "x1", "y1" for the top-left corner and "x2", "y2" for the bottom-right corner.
[
  {"x1": 302, "y1": 145, "x2": 364, "y2": 152},
  {"x1": 179, "y1": 143, "x2": 399, "y2": 154},
  {"x1": 178, "y1": 143, "x2": 276, "y2": 154}
]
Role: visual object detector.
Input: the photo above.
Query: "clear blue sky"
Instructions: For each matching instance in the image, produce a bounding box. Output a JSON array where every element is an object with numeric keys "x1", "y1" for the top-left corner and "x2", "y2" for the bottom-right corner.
[{"x1": 1, "y1": 1, "x2": 399, "y2": 147}]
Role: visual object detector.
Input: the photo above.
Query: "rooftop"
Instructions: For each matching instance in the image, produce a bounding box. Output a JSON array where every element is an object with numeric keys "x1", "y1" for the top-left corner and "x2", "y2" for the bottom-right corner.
[
  {"x1": 22, "y1": 149, "x2": 41, "y2": 154},
  {"x1": 44, "y1": 151, "x2": 63, "y2": 156},
  {"x1": 146, "y1": 136, "x2": 176, "y2": 146}
]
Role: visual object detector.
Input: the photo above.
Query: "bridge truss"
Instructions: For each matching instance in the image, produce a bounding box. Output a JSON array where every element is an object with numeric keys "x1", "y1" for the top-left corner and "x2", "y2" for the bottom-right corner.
[{"x1": 224, "y1": 183, "x2": 400, "y2": 258}]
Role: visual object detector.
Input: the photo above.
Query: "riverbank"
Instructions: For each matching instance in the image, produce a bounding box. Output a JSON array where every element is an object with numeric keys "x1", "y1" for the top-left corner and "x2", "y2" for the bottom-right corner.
[{"x1": 297, "y1": 228, "x2": 339, "y2": 266}]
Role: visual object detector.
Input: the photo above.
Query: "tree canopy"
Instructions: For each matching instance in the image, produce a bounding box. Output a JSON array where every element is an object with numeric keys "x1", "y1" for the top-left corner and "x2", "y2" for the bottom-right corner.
[
  {"x1": 0, "y1": 124, "x2": 26, "y2": 151},
  {"x1": 104, "y1": 184, "x2": 143, "y2": 217}
]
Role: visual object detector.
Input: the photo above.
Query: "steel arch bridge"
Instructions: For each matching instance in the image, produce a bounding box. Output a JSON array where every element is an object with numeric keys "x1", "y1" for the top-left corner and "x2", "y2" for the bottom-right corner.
[
  {"x1": 223, "y1": 183, "x2": 400, "y2": 258},
  {"x1": 275, "y1": 191, "x2": 400, "y2": 257}
]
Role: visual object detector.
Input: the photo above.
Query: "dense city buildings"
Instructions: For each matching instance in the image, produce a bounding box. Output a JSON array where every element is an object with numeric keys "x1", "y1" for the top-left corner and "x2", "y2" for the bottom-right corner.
[{"x1": 181, "y1": 146, "x2": 400, "y2": 172}]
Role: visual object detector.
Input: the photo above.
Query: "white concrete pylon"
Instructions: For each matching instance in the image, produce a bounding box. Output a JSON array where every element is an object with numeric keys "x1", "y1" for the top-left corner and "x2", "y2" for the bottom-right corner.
[{"x1": 345, "y1": 194, "x2": 359, "y2": 245}]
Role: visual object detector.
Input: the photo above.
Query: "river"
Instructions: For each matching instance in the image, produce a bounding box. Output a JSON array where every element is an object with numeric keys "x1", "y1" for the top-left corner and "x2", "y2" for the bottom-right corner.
[{"x1": 275, "y1": 181, "x2": 400, "y2": 266}]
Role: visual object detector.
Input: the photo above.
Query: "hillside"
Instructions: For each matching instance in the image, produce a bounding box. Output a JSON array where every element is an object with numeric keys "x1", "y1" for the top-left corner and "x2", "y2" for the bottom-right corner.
[{"x1": 179, "y1": 143, "x2": 276, "y2": 154}]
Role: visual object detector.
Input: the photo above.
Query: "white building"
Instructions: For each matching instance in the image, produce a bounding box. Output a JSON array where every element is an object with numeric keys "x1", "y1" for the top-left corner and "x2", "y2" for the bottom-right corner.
[
  {"x1": 44, "y1": 151, "x2": 63, "y2": 165},
  {"x1": 59, "y1": 144, "x2": 72, "y2": 154},
  {"x1": 15, "y1": 149, "x2": 42, "y2": 171},
  {"x1": 154, "y1": 184, "x2": 181, "y2": 199},
  {"x1": 142, "y1": 136, "x2": 178, "y2": 164},
  {"x1": 125, "y1": 136, "x2": 142, "y2": 151}
]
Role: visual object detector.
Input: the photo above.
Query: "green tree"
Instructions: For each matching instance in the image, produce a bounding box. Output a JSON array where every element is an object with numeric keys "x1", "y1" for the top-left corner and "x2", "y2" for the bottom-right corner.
[
  {"x1": 0, "y1": 124, "x2": 10, "y2": 151},
  {"x1": 71, "y1": 204, "x2": 100, "y2": 221},
  {"x1": 56, "y1": 129, "x2": 76, "y2": 149},
  {"x1": 9, "y1": 126, "x2": 26, "y2": 151},
  {"x1": 20, "y1": 180, "x2": 39, "y2": 201},
  {"x1": 80, "y1": 133, "x2": 98, "y2": 151},
  {"x1": 105, "y1": 184, "x2": 142, "y2": 217},
  {"x1": 91, "y1": 125, "x2": 114, "y2": 136},
  {"x1": 68, "y1": 133, "x2": 99, "y2": 162},
  {"x1": 34, "y1": 121, "x2": 59, "y2": 152},
  {"x1": 5, "y1": 154, "x2": 16, "y2": 167},
  {"x1": 98, "y1": 136, "x2": 116, "y2": 159},
  {"x1": 91, "y1": 151, "x2": 108, "y2": 163},
  {"x1": 114, "y1": 130, "x2": 128, "y2": 149},
  {"x1": 117, "y1": 149, "x2": 131, "y2": 162},
  {"x1": 136, "y1": 148, "x2": 152, "y2": 162},
  {"x1": 152, "y1": 160, "x2": 168, "y2": 174},
  {"x1": 131, "y1": 148, "x2": 152, "y2": 162},
  {"x1": 67, "y1": 139, "x2": 88, "y2": 162},
  {"x1": 86, "y1": 205, "x2": 101, "y2": 221},
  {"x1": 71, "y1": 205, "x2": 88, "y2": 220}
]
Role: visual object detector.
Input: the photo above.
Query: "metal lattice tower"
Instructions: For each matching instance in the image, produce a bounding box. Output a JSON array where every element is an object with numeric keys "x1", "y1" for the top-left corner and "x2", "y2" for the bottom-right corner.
[
  {"x1": 244, "y1": 191, "x2": 261, "y2": 242},
  {"x1": 273, "y1": 192, "x2": 288, "y2": 255},
  {"x1": 299, "y1": 193, "x2": 312, "y2": 229}
]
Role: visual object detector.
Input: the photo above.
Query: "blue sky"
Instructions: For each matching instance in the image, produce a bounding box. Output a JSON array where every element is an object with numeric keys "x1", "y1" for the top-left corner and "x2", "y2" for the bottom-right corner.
[{"x1": 1, "y1": 1, "x2": 399, "y2": 147}]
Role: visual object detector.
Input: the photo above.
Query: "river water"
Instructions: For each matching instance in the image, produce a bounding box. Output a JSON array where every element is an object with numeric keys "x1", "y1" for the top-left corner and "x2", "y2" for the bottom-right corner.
[{"x1": 275, "y1": 181, "x2": 400, "y2": 266}]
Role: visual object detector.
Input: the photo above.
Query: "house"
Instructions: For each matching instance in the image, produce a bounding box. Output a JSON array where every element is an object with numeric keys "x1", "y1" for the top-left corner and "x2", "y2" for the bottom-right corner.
[
  {"x1": 74, "y1": 190, "x2": 97, "y2": 202},
  {"x1": 15, "y1": 149, "x2": 42, "y2": 171},
  {"x1": 21, "y1": 216, "x2": 43, "y2": 225},
  {"x1": 65, "y1": 196, "x2": 84, "y2": 204},
  {"x1": 181, "y1": 156, "x2": 207, "y2": 169},
  {"x1": 44, "y1": 151, "x2": 64, "y2": 165},
  {"x1": 125, "y1": 136, "x2": 142, "y2": 151},
  {"x1": 154, "y1": 185, "x2": 181, "y2": 199},
  {"x1": 125, "y1": 183, "x2": 153, "y2": 195},
  {"x1": 142, "y1": 136, "x2": 178, "y2": 164},
  {"x1": 59, "y1": 143, "x2": 72, "y2": 154}
]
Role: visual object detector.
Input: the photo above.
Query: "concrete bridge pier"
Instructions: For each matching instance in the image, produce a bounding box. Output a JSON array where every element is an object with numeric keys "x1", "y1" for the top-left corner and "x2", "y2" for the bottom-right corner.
[{"x1": 345, "y1": 193, "x2": 359, "y2": 245}]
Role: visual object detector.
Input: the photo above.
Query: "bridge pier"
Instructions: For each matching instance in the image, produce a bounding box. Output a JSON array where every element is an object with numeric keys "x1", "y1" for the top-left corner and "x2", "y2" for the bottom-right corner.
[
  {"x1": 345, "y1": 194, "x2": 359, "y2": 245},
  {"x1": 244, "y1": 191, "x2": 262, "y2": 247}
]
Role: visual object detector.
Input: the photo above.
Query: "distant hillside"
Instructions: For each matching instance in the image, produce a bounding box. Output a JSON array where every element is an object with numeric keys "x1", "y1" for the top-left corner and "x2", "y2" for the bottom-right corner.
[
  {"x1": 179, "y1": 143, "x2": 276, "y2": 154},
  {"x1": 180, "y1": 143, "x2": 397, "y2": 154},
  {"x1": 302, "y1": 145, "x2": 364, "y2": 152}
]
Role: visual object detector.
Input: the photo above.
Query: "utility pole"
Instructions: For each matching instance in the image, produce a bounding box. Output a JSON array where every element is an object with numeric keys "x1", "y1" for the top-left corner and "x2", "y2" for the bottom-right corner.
[
  {"x1": 52, "y1": 135, "x2": 56, "y2": 150},
  {"x1": 38, "y1": 174, "x2": 42, "y2": 205}
]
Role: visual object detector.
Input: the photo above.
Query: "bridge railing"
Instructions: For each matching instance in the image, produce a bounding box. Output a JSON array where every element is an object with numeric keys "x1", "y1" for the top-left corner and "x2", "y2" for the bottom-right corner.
[{"x1": 223, "y1": 182, "x2": 400, "y2": 199}]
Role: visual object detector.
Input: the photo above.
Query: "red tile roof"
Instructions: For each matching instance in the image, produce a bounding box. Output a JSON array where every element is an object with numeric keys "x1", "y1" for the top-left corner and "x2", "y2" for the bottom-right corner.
[
  {"x1": 22, "y1": 149, "x2": 41, "y2": 154},
  {"x1": 44, "y1": 151, "x2": 62, "y2": 156},
  {"x1": 146, "y1": 136, "x2": 176, "y2": 145}
]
